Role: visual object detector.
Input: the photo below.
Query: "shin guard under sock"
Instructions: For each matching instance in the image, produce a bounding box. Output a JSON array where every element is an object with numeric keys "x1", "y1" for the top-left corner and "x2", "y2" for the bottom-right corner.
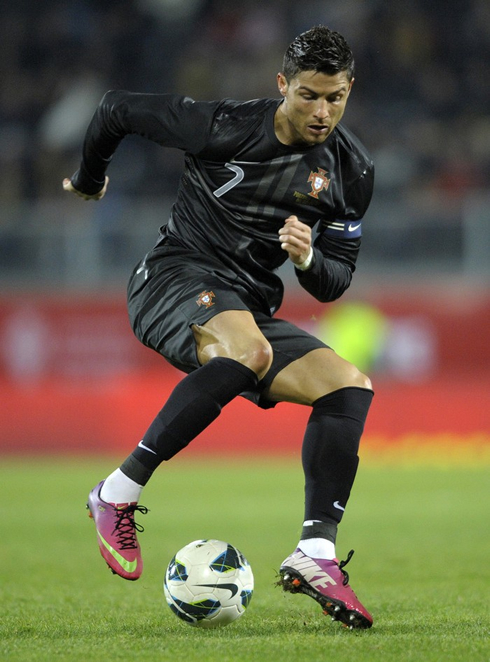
[
  {"x1": 302, "y1": 387, "x2": 373, "y2": 531},
  {"x1": 120, "y1": 357, "x2": 258, "y2": 484}
]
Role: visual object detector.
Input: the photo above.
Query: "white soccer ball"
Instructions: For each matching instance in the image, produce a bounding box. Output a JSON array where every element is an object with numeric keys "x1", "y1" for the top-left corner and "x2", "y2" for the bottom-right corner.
[{"x1": 164, "y1": 539, "x2": 254, "y2": 628}]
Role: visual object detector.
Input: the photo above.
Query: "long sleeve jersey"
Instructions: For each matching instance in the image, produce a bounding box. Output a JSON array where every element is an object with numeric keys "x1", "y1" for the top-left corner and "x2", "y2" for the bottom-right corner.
[{"x1": 72, "y1": 91, "x2": 374, "y2": 315}]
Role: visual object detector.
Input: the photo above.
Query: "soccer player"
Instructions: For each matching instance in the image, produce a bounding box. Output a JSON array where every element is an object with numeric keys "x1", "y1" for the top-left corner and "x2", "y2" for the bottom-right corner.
[{"x1": 64, "y1": 25, "x2": 375, "y2": 629}]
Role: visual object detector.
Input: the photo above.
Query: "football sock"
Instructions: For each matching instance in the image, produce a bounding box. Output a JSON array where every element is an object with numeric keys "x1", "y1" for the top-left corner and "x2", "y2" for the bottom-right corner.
[
  {"x1": 302, "y1": 387, "x2": 373, "y2": 527},
  {"x1": 299, "y1": 519, "x2": 337, "y2": 559},
  {"x1": 299, "y1": 520, "x2": 336, "y2": 558},
  {"x1": 119, "y1": 357, "x2": 258, "y2": 486},
  {"x1": 100, "y1": 468, "x2": 143, "y2": 504}
]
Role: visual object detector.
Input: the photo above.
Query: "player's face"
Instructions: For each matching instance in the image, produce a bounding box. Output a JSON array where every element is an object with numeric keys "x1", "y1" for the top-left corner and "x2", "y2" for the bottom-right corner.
[{"x1": 275, "y1": 70, "x2": 353, "y2": 146}]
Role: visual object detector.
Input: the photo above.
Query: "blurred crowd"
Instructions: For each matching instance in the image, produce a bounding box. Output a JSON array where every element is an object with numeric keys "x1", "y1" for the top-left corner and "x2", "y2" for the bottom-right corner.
[{"x1": 1, "y1": 0, "x2": 489, "y2": 206}]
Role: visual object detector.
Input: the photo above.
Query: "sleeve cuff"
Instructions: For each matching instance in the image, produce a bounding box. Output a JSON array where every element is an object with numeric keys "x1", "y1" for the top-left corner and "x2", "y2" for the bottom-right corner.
[{"x1": 295, "y1": 247, "x2": 314, "y2": 271}]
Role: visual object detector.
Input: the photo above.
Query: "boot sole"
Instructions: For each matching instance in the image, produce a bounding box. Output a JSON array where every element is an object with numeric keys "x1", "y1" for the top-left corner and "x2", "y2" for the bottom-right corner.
[{"x1": 279, "y1": 566, "x2": 372, "y2": 629}]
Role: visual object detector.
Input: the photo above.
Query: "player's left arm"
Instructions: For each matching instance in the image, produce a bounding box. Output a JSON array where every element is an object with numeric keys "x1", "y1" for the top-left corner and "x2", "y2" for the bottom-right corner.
[
  {"x1": 294, "y1": 229, "x2": 361, "y2": 303},
  {"x1": 290, "y1": 161, "x2": 374, "y2": 303},
  {"x1": 279, "y1": 215, "x2": 360, "y2": 303}
]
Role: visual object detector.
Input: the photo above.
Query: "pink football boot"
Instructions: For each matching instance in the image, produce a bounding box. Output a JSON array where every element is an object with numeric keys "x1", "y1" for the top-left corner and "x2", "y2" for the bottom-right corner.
[
  {"x1": 279, "y1": 548, "x2": 373, "y2": 629},
  {"x1": 87, "y1": 480, "x2": 148, "y2": 580}
]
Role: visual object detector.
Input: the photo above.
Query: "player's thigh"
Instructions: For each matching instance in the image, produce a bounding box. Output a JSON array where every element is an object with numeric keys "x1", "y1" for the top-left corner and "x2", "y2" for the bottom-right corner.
[
  {"x1": 193, "y1": 310, "x2": 273, "y2": 378},
  {"x1": 266, "y1": 347, "x2": 372, "y2": 406}
]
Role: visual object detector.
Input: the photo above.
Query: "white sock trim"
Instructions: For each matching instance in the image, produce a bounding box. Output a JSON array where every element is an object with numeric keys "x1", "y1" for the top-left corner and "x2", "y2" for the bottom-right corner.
[
  {"x1": 100, "y1": 468, "x2": 143, "y2": 504},
  {"x1": 298, "y1": 538, "x2": 336, "y2": 560}
]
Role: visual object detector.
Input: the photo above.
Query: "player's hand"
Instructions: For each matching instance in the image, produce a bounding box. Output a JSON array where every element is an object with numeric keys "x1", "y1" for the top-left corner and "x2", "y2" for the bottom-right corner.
[
  {"x1": 62, "y1": 176, "x2": 109, "y2": 201},
  {"x1": 278, "y1": 215, "x2": 312, "y2": 266}
]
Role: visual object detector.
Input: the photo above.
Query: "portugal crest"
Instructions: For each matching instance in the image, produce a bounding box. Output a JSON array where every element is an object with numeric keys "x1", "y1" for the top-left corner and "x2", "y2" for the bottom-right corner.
[
  {"x1": 196, "y1": 290, "x2": 215, "y2": 308},
  {"x1": 307, "y1": 168, "x2": 330, "y2": 199}
]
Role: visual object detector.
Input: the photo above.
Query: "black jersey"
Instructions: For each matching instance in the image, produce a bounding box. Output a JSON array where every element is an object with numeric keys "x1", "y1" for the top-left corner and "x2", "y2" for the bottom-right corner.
[{"x1": 72, "y1": 91, "x2": 374, "y2": 315}]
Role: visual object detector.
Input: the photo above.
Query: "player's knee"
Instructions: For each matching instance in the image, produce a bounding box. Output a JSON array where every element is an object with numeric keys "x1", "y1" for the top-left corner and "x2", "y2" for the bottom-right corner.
[
  {"x1": 241, "y1": 339, "x2": 273, "y2": 380},
  {"x1": 325, "y1": 360, "x2": 372, "y2": 392},
  {"x1": 196, "y1": 332, "x2": 272, "y2": 379},
  {"x1": 346, "y1": 365, "x2": 372, "y2": 391},
  {"x1": 358, "y1": 371, "x2": 373, "y2": 391}
]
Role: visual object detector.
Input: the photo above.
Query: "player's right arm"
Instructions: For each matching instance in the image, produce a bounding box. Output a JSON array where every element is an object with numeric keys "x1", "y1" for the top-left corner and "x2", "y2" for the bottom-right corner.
[
  {"x1": 63, "y1": 90, "x2": 219, "y2": 198},
  {"x1": 62, "y1": 175, "x2": 109, "y2": 200}
]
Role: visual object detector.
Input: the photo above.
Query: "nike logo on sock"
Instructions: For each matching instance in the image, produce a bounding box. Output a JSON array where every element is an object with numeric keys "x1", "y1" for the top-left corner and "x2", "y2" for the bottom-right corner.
[
  {"x1": 333, "y1": 501, "x2": 345, "y2": 511},
  {"x1": 138, "y1": 440, "x2": 157, "y2": 455}
]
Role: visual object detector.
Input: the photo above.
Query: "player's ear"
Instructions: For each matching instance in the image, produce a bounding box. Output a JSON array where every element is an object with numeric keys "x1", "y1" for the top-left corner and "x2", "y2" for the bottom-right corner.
[
  {"x1": 343, "y1": 77, "x2": 354, "y2": 103},
  {"x1": 277, "y1": 72, "x2": 288, "y2": 97}
]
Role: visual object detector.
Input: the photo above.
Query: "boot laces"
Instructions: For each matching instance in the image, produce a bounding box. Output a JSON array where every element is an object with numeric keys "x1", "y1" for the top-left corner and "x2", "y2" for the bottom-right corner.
[
  {"x1": 112, "y1": 505, "x2": 148, "y2": 550},
  {"x1": 338, "y1": 549, "x2": 355, "y2": 586}
]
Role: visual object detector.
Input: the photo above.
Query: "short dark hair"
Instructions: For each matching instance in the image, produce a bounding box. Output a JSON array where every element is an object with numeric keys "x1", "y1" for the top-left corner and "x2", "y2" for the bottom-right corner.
[{"x1": 282, "y1": 25, "x2": 355, "y2": 82}]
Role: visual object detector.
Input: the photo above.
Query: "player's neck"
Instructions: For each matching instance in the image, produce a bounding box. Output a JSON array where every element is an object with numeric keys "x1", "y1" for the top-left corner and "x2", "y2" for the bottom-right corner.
[{"x1": 273, "y1": 103, "x2": 295, "y2": 146}]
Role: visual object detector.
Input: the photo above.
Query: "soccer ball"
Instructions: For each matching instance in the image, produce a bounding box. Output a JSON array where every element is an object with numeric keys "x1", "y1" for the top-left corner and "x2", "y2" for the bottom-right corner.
[{"x1": 164, "y1": 539, "x2": 254, "y2": 628}]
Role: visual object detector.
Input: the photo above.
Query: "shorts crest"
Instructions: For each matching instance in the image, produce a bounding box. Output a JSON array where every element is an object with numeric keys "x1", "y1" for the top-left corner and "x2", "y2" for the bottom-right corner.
[{"x1": 196, "y1": 290, "x2": 216, "y2": 308}]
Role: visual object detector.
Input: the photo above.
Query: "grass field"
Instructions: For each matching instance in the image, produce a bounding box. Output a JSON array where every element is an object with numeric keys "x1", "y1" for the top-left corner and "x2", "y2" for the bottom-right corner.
[{"x1": 1, "y1": 453, "x2": 489, "y2": 662}]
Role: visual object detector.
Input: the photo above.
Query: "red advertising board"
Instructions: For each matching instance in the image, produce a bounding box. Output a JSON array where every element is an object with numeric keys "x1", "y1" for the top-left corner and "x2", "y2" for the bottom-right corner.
[{"x1": 0, "y1": 290, "x2": 489, "y2": 455}]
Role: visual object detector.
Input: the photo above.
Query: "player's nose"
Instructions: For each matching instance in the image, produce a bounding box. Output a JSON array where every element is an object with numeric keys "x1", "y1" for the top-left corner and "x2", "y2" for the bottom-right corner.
[{"x1": 313, "y1": 99, "x2": 329, "y2": 120}]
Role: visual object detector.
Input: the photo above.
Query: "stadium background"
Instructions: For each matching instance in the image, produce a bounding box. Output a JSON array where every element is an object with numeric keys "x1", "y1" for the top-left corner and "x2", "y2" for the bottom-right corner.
[{"x1": 1, "y1": 0, "x2": 489, "y2": 459}]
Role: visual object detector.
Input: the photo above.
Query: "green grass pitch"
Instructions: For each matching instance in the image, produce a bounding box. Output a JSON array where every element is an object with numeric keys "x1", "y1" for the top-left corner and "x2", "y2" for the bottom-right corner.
[{"x1": 1, "y1": 454, "x2": 489, "y2": 662}]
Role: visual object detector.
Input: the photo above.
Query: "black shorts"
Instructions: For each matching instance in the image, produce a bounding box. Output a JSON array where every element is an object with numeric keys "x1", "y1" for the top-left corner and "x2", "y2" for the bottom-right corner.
[{"x1": 127, "y1": 245, "x2": 328, "y2": 408}]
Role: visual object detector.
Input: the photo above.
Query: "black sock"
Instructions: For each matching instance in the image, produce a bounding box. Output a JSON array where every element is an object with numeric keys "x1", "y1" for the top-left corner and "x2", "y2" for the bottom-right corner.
[
  {"x1": 120, "y1": 357, "x2": 258, "y2": 485},
  {"x1": 302, "y1": 387, "x2": 373, "y2": 534},
  {"x1": 301, "y1": 520, "x2": 338, "y2": 545}
]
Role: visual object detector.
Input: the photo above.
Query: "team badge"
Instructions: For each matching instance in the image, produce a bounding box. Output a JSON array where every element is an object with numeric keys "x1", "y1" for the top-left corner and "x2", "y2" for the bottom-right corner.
[
  {"x1": 196, "y1": 290, "x2": 215, "y2": 308},
  {"x1": 307, "y1": 168, "x2": 330, "y2": 199}
]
